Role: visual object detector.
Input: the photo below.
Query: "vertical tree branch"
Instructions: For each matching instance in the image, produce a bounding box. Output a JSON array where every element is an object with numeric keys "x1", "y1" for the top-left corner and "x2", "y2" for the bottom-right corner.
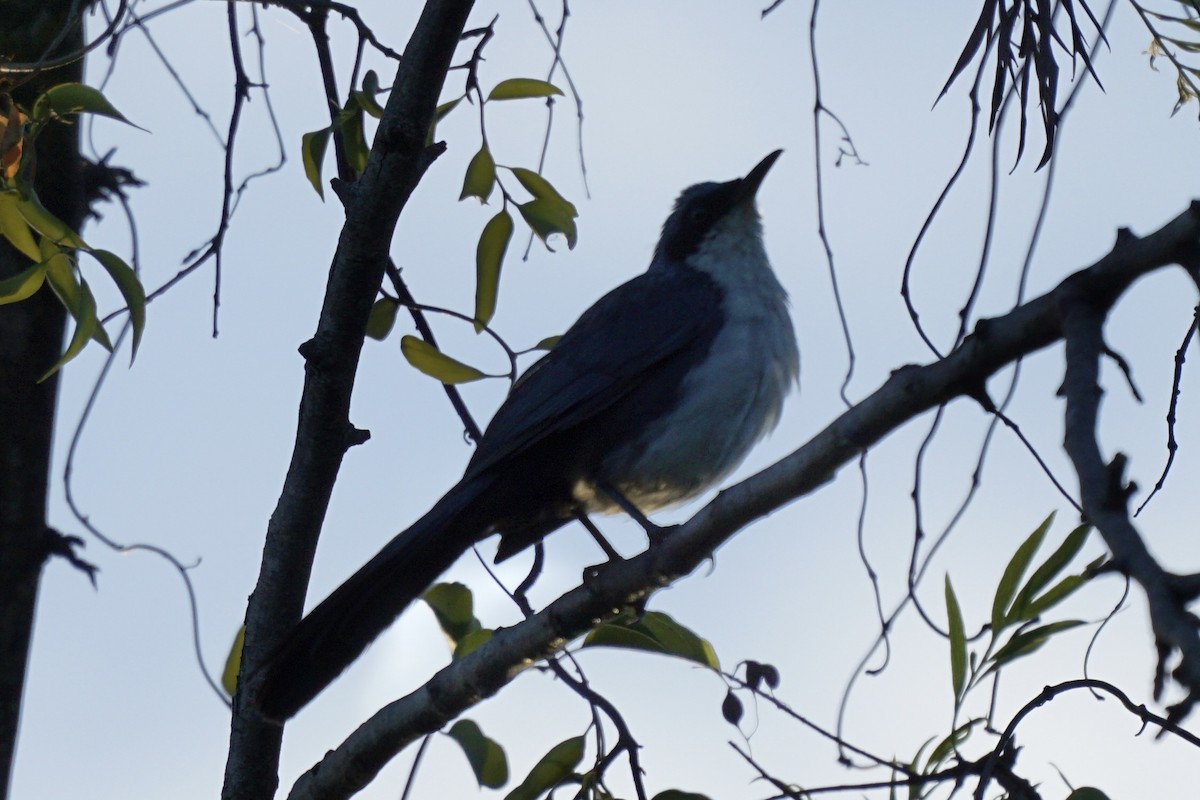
[{"x1": 221, "y1": 2, "x2": 476, "y2": 799}]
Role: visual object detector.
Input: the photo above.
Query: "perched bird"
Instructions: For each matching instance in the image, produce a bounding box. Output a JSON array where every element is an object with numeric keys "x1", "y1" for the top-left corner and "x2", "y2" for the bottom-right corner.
[{"x1": 253, "y1": 151, "x2": 799, "y2": 720}]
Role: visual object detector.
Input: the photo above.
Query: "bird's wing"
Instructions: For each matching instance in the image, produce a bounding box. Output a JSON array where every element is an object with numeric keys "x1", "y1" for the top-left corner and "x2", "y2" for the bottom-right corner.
[{"x1": 464, "y1": 266, "x2": 723, "y2": 478}]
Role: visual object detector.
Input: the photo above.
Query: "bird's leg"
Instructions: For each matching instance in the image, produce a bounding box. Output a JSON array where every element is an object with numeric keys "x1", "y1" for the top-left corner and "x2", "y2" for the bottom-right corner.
[
  {"x1": 573, "y1": 509, "x2": 623, "y2": 561},
  {"x1": 598, "y1": 482, "x2": 672, "y2": 545}
]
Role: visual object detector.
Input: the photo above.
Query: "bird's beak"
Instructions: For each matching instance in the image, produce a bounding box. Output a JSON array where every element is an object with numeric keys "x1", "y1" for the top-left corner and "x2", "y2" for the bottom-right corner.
[{"x1": 737, "y1": 150, "x2": 783, "y2": 203}]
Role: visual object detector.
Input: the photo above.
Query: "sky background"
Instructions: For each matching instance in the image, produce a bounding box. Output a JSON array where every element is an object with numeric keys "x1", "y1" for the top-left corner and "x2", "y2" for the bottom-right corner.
[{"x1": 11, "y1": 1, "x2": 1200, "y2": 798}]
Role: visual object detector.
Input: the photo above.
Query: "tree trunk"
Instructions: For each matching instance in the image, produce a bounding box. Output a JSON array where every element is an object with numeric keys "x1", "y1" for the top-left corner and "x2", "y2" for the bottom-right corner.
[{"x1": 0, "y1": 3, "x2": 86, "y2": 797}]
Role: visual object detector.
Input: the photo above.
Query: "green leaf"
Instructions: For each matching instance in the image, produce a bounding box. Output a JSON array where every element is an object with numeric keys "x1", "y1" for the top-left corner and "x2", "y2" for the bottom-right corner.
[
  {"x1": 990, "y1": 513, "x2": 1053, "y2": 632},
  {"x1": 427, "y1": 96, "x2": 463, "y2": 145},
  {"x1": 0, "y1": 262, "x2": 45, "y2": 305},
  {"x1": 533, "y1": 335, "x2": 561, "y2": 350},
  {"x1": 925, "y1": 719, "x2": 981, "y2": 770},
  {"x1": 16, "y1": 191, "x2": 87, "y2": 249},
  {"x1": 337, "y1": 101, "x2": 369, "y2": 176},
  {"x1": 1020, "y1": 573, "x2": 1089, "y2": 620},
  {"x1": 988, "y1": 620, "x2": 1084, "y2": 669},
  {"x1": 422, "y1": 582, "x2": 481, "y2": 643},
  {"x1": 721, "y1": 690, "x2": 743, "y2": 725},
  {"x1": 1008, "y1": 524, "x2": 1090, "y2": 622},
  {"x1": 301, "y1": 128, "x2": 331, "y2": 198},
  {"x1": 504, "y1": 736, "x2": 584, "y2": 800},
  {"x1": 221, "y1": 626, "x2": 245, "y2": 697},
  {"x1": 1066, "y1": 789, "x2": 1112, "y2": 800},
  {"x1": 400, "y1": 336, "x2": 486, "y2": 384},
  {"x1": 459, "y1": 145, "x2": 496, "y2": 203},
  {"x1": 518, "y1": 197, "x2": 578, "y2": 250},
  {"x1": 474, "y1": 210, "x2": 513, "y2": 331},
  {"x1": 487, "y1": 78, "x2": 564, "y2": 102},
  {"x1": 509, "y1": 168, "x2": 577, "y2": 216},
  {"x1": 582, "y1": 611, "x2": 719, "y2": 670},
  {"x1": 0, "y1": 191, "x2": 40, "y2": 260},
  {"x1": 448, "y1": 720, "x2": 508, "y2": 789},
  {"x1": 453, "y1": 628, "x2": 493, "y2": 659},
  {"x1": 91, "y1": 249, "x2": 146, "y2": 361},
  {"x1": 945, "y1": 575, "x2": 967, "y2": 701},
  {"x1": 353, "y1": 71, "x2": 385, "y2": 118},
  {"x1": 43, "y1": 252, "x2": 112, "y2": 352},
  {"x1": 653, "y1": 792, "x2": 712, "y2": 800},
  {"x1": 33, "y1": 82, "x2": 135, "y2": 126},
  {"x1": 40, "y1": 276, "x2": 102, "y2": 380},
  {"x1": 366, "y1": 297, "x2": 399, "y2": 340}
]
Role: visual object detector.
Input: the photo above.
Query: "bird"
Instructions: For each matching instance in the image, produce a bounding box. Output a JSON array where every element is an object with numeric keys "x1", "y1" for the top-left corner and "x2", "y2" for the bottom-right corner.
[{"x1": 252, "y1": 150, "x2": 799, "y2": 720}]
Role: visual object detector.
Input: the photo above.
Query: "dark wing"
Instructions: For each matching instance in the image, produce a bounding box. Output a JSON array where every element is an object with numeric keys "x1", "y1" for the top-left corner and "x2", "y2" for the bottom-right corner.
[{"x1": 464, "y1": 266, "x2": 723, "y2": 479}]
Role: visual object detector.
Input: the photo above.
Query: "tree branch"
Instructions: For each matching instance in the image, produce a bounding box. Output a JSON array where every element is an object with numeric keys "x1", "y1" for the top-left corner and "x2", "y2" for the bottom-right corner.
[
  {"x1": 290, "y1": 203, "x2": 1200, "y2": 799},
  {"x1": 222, "y1": 3, "x2": 476, "y2": 800}
]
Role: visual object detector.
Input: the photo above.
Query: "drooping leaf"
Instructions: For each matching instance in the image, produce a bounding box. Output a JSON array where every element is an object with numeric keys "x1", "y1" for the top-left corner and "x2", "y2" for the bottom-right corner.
[
  {"x1": 721, "y1": 690, "x2": 743, "y2": 725},
  {"x1": 401, "y1": 336, "x2": 486, "y2": 384},
  {"x1": 365, "y1": 297, "x2": 399, "y2": 340},
  {"x1": 518, "y1": 197, "x2": 578, "y2": 250},
  {"x1": 460, "y1": 145, "x2": 496, "y2": 203},
  {"x1": 487, "y1": 78, "x2": 564, "y2": 102},
  {"x1": 16, "y1": 191, "x2": 87, "y2": 249},
  {"x1": 990, "y1": 513, "x2": 1054, "y2": 633},
  {"x1": 337, "y1": 100, "x2": 369, "y2": 176},
  {"x1": 33, "y1": 82, "x2": 135, "y2": 127},
  {"x1": 945, "y1": 575, "x2": 967, "y2": 701},
  {"x1": 301, "y1": 128, "x2": 331, "y2": 198},
  {"x1": 43, "y1": 252, "x2": 112, "y2": 353},
  {"x1": 222, "y1": 626, "x2": 245, "y2": 697},
  {"x1": 474, "y1": 209, "x2": 513, "y2": 331},
  {"x1": 582, "y1": 611, "x2": 719, "y2": 670},
  {"x1": 509, "y1": 167, "x2": 577, "y2": 216},
  {"x1": 0, "y1": 191, "x2": 39, "y2": 260},
  {"x1": 91, "y1": 249, "x2": 146, "y2": 361},
  {"x1": 0, "y1": 262, "x2": 45, "y2": 305},
  {"x1": 453, "y1": 628, "x2": 493, "y2": 659},
  {"x1": 448, "y1": 720, "x2": 509, "y2": 788},
  {"x1": 504, "y1": 736, "x2": 584, "y2": 800},
  {"x1": 422, "y1": 582, "x2": 481, "y2": 643},
  {"x1": 925, "y1": 719, "x2": 981, "y2": 770},
  {"x1": 40, "y1": 277, "x2": 102, "y2": 381}
]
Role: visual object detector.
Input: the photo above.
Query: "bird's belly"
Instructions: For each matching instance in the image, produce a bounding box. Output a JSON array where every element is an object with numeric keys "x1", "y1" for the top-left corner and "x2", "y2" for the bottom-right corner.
[{"x1": 582, "y1": 310, "x2": 797, "y2": 514}]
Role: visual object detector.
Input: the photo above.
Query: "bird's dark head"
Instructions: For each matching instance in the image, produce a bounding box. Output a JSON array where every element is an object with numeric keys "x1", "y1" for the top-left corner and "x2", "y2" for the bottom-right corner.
[{"x1": 654, "y1": 150, "x2": 782, "y2": 267}]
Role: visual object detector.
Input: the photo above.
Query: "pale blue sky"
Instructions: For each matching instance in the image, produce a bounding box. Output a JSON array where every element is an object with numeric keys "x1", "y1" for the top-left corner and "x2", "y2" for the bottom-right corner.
[{"x1": 14, "y1": 2, "x2": 1200, "y2": 799}]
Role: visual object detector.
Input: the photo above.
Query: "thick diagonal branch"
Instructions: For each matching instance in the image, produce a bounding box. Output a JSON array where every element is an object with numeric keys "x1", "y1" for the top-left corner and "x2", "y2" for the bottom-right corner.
[{"x1": 288, "y1": 205, "x2": 1200, "y2": 800}]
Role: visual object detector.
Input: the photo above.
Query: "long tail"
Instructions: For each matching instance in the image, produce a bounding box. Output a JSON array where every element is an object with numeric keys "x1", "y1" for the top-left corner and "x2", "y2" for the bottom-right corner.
[{"x1": 251, "y1": 476, "x2": 491, "y2": 721}]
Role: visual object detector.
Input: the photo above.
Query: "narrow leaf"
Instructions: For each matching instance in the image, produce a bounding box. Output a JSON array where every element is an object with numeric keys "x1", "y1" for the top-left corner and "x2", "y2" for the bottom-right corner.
[
  {"x1": 448, "y1": 720, "x2": 509, "y2": 788},
  {"x1": 1021, "y1": 573, "x2": 1089, "y2": 620},
  {"x1": 925, "y1": 719, "x2": 981, "y2": 770},
  {"x1": 487, "y1": 78, "x2": 564, "y2": 101},
  {"x1": 222, "y1": 626, "x2": 245, "y2": 696},
  {"x1": 504, "y1": 736, "x2": 584, "y2": 800},
  {"x1": 16, "y1": 192, "x2": 87, "y2": 249},
  {"x1": 366, "y1": 297, "x2": 399, "y2": 340},
  {"x1": 474, "y1": 210, "x2": 513, "y2": 331},
  {"x1": 337, "y1": 102, "x2": 369, "y2": 176},
  {"x1": 460, "y1": 145, "x2": 496, "y2": 203},
  {"x1": 0, "y1": 191, "x2": 40, "y2": 260},
  {"x1": 988, "y1": 620, "x2": 1084, "y2": 668},
  {"x1": 945, "y1": 575, "x2": 967, "y2": 701},
  {"x1": 91, "y1": 249, "x2": 146, "y2": 361},
  {"x1": 301, "y1": 128, "x2": 331, "y2": 198},
  {"x1": 400, "y1": 336, "x2": 486, "y2": 384},
  {"x1": 990, "y1": 513, "x2": 1053, "y2": 632},
  {"x1": 33, "y1": 82, "x2": 135, "y2": 126},
  {"x1": 40, "y1": 277, "x2": 101, "y2": 380},
  {"x1": 0, "y1": 262, "x2": 46, "y2": 305},
  {"x1": 1008, "y1": 524, "x2": 1090, "y2": 622},
  {"x1": 427, "y1": 96, "x2": 463, "y2": 145}
]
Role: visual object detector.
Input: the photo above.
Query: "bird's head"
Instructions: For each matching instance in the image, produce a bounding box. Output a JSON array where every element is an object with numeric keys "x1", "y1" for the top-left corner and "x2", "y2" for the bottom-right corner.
[{"x1": 653, "y1": 150, "x2": 782, "y2": 270}]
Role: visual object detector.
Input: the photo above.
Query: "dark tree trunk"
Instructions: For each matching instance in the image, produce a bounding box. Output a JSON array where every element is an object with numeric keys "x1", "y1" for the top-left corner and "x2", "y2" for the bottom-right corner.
[{"x1": 0, "y1": 3, "x2": 86, "y2": 797}]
